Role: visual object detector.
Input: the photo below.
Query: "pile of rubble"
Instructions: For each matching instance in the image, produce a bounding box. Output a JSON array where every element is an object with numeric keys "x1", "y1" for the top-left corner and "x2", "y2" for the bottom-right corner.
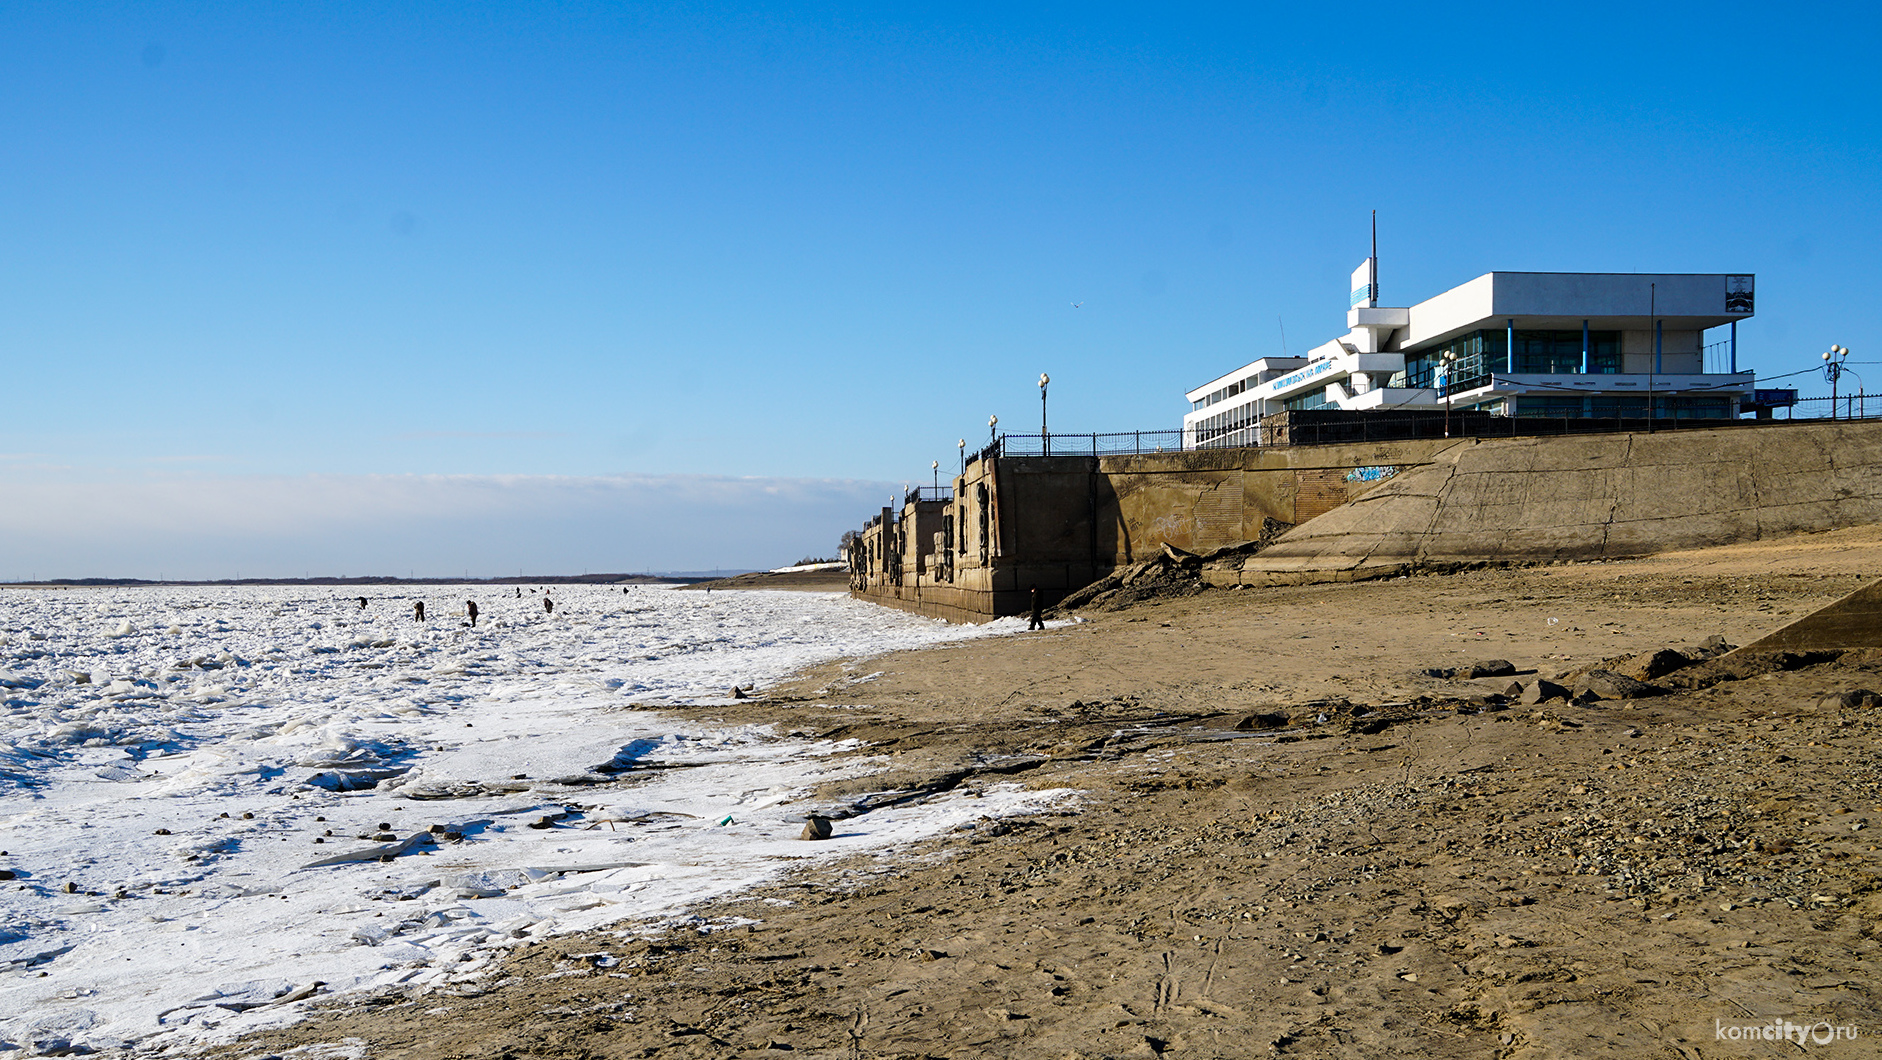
[
  {"x1": 1416, "y1": 634, "x2": 1882, "y2": 707},
  {"x1": 1056, "y1": 518, "x2": 1292, "y2": 612}
]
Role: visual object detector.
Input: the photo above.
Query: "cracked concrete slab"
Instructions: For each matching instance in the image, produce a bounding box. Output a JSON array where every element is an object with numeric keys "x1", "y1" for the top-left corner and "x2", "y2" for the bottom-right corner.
[{"x1": 1237, "y1": 421, "x2": 1882, "y2": 585}]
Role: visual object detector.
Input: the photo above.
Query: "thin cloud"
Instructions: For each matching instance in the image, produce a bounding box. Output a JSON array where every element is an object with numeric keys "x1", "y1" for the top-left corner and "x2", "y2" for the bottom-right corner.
[{"x1": 0, "y1": 470, "x2": 892, "y2": 579}]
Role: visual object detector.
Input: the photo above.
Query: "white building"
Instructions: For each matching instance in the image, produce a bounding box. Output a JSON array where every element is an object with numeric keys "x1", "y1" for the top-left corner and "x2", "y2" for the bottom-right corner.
[{"x1": 1183, "y1": 265, "x2": 1758, "y2": 449}]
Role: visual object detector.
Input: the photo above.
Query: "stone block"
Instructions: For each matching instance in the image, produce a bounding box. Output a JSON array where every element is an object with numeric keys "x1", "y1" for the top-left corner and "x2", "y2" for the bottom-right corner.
[
  {"x1": 1518, "y1": 678, "x2": 1570, "y2": 704},
  {"x1": 1618, "y1": 648, "x2": 1693, "y2": 682},
  {"x1": 1572, "y1": 669, "x2": 1661, "y2": 701}
]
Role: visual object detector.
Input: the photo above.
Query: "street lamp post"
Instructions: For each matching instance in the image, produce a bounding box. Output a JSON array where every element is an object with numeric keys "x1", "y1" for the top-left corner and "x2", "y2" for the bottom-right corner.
[
  {"x1": 1439, "y1": 351, "x2": 1457, "y2": 438},
  {"x1": 988, "y1": 414, "x2": 998, "y2": 446},
  {"x1": 1038, "y1": 373, "x2": 1050, "y2": 455},
  {"x1": 957, "y1": 438, "x2": 966, "y2": 478},
  {"x1": 1823, "y1": 344, "x2": 1851, "y2": 419},
  {"x1": 931, "y1": 460, "x2": 940, "y2": 494}
]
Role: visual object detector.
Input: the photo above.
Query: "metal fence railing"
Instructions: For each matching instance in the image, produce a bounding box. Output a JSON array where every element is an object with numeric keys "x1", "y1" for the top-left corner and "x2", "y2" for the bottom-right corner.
[
  {"x1": 1790, "y1": 393, "x2": 1878, "y2": 421},
  {"x1": 904, "y1": 486, "x2": 955, "y2": 504},
  {"x1": 997, "y1": 430, "x2": 1187, "y2": 456},
  {"x1": 991, "y1": 408, "x2": 1882, "y2": 458},
  {"x1": 976, "y1": 400, "x2": 1882, "y2": 462}
]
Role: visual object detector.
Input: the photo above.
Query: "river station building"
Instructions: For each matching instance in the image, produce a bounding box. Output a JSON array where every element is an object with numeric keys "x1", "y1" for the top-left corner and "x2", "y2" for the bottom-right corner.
[{"x1": 1183, "y1": 265, "x2": 1758, "y2": 449}]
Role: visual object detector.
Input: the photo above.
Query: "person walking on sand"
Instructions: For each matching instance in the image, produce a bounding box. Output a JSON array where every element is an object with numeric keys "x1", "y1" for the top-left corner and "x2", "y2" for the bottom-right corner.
[
  {"x1": 467, "y1": 600, "x2": 479, "y2": 627},
  {"x1": 1028, "y1": 586, "x2": 1045, "y2": 631},
  {"x1": 414, "y1": 601, "x2": 425, "y2": 622}
]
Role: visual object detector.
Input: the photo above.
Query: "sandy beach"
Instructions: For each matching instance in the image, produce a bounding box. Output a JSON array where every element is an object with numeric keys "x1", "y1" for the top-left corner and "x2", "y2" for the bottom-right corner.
[{"x1": 205, "y1": 527, "x2": 1882, "y2": 1059}]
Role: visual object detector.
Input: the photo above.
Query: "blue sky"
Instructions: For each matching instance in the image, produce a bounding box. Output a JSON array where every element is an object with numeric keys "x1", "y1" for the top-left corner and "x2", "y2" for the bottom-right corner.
[{"x1": 3, "y1": 3, "x2": 1879, "y2": 577}]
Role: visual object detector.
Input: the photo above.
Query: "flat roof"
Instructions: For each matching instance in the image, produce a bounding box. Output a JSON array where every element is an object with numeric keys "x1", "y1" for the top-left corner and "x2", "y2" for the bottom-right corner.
[{"x1": 1398, "y1": 272, "x2": 1753, "y2": 350}]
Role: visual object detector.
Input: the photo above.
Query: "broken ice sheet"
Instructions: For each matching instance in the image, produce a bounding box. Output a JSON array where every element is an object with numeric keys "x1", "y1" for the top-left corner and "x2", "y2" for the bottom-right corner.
[{"x1": 0, "y1": 583, "x2": 1068, "y2": 1053}]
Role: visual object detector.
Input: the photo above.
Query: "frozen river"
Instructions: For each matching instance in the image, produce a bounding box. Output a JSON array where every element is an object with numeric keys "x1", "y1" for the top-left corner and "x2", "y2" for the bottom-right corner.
[{"x1": 0, "y1": 584, "x2": 1066, "y2": 1053}]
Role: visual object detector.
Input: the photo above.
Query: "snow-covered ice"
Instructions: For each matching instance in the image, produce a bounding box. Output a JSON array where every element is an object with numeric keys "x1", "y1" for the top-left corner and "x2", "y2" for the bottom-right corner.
[{"x1": 0, "y1": 584, "x2": 1069, "y2": 1053}]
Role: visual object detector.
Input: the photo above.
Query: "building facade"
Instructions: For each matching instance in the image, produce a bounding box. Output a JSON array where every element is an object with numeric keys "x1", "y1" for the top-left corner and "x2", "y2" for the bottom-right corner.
[{"x1": 1184, "y1": 268, "x2": 1760, "y2": 449}]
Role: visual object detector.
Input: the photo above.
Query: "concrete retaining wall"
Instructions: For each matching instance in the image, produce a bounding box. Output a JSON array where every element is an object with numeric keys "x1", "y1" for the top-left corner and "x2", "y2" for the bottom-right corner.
[
  {"x1": 851, "y1": 437, "x2": 1457, "y2": 618},
  {"x1": 853, "y1": 419, "x2": 1882, "y2": 617},
  {"x1": 1238, "y1": 419, "x2": 1882, "y2": 584}
]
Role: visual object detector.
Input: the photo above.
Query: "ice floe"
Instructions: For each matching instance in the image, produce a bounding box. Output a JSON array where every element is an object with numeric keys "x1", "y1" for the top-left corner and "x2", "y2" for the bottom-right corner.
[{"x1": 0, "y1": 584, "x2": 1067, "y2": 1052}]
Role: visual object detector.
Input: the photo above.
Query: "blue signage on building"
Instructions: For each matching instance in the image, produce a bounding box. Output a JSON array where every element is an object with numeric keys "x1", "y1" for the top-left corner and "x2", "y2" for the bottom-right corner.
[{"x1": 1268, "y1": 358, "x2": 1335, "y2": 395}]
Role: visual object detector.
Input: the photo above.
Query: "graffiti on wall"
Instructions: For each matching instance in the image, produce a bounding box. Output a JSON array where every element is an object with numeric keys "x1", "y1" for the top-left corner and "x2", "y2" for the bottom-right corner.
[{"x1": 1344, "y1": 466, "x2": 1399, "y2": 483}]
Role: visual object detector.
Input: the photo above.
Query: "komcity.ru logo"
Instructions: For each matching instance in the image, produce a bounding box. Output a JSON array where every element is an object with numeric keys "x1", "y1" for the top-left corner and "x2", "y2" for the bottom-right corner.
[{"x1": 1715, "y1": 1018, "x2": 1860, "y2": 1046}]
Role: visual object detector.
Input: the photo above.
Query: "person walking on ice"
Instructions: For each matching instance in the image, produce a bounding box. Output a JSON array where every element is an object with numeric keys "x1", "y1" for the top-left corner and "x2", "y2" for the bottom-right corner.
[{"x1": 467, "y1": 600, "x2": 479, "y2": 627}]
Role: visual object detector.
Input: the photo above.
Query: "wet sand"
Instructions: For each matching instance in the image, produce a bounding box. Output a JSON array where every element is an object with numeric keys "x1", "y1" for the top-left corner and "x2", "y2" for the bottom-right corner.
[{"x1": 208, "y1": 526, "x2": 1882, "y2": 1059}]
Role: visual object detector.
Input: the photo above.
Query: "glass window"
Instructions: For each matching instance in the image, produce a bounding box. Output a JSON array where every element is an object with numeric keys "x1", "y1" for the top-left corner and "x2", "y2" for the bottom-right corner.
[
  {"x1": 1517, "y1": 397, "x2": 1588, "y2": 418},
  {"x1": 1404, "y1": 331, "x2": 1492, "y2": 393},
  {"x1": 1588, "y1": 332, "x2": 1622, "y2": 373},
  {"x1": 1407, "y1": 329, "x2": 1625, "y2": 384},
  {"x1": 1657, "y1": 396, "x2": 1734, "y2": 419},
  {"x1": 1513, "y1": 330, "x2": 1583, "y2": 374},
  {"x1": 1592, "y1": 396, "x2": 1649, "y2": 418},
  {"x1": 1282, "y1": 386, "x2": 1332, "y2": 411}
]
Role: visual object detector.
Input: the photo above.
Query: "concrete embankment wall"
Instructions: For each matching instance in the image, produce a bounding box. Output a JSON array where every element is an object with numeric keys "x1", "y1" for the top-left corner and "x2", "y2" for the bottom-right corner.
[
  {"x1": 1238, "y1": 419, "x2": 1882, "y2": 585},
  {"x1": 851, "y1": 437, "x2": 1457, "y2": 620},
  {"x1": 854, "y1": 419, "x2": 1882, "y2": 617},
  {"x1": 1009, "y1": 436, "x2": 1459, "y2": 571}
]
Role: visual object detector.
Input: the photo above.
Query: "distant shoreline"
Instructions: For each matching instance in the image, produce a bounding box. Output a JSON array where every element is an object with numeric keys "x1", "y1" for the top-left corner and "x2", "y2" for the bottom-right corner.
[
  {"x1": 682, "y1": 569, "x2": 852, "y2": 592},
  {"x1": 0, "y1": 573, "x2": 725, "y2": 588}
]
